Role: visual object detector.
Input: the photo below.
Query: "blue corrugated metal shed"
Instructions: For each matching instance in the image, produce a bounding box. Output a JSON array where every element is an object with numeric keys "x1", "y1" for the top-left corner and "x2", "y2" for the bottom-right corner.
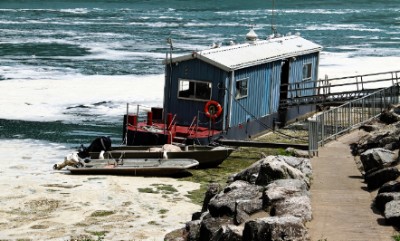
[{"x1": 163, "y1": 34, "x2": 322, "y2": 135}]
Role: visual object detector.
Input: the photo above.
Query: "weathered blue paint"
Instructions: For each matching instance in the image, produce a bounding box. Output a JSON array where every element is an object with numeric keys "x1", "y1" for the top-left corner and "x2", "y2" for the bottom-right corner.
[
  {"x1": 164, "y1": 59, "x2": 227, "y2": 128},
  {"x1": 287, "y1": 53, "x2": 320, "y2": 98},
  {"x1": 163, "y1": 46, "x2": 320, "y2": 135}
]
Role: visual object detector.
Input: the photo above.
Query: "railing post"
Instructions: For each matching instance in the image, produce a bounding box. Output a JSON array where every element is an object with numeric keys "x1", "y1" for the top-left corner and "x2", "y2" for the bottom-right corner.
[
  {"x1": 362, "y1": 98, "x2": 365, "y2": 122},
  {"x1": 349, "y1": 102, "x2": 352, "y2": 129},
  {"x1": 308, "y1": 118, "x2": 318, "y2": 156},
  {"x1": 321, "y1": 113, "x2": 325, "y2": 146},
  {"x1": 334, "y1": 108, "x2": 338, "y2": 139}
]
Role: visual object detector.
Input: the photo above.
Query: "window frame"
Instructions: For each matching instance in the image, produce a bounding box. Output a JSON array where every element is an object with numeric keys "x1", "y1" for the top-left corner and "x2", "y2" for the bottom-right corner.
[
  {"x1": 302, "y1": 63, "x2": 313, "y2": 82},
  {"x1": 177, "y1": 78, "x2": 212, "y2": 102},
  {"x1": 235, "y1": 78, "x2": 249, "y2": 100}
]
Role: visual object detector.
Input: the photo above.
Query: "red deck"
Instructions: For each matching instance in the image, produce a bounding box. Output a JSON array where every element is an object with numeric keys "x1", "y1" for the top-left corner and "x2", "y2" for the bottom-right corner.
[{"x1": 127, "y1": 121, "x2": 221, "y2": 139}]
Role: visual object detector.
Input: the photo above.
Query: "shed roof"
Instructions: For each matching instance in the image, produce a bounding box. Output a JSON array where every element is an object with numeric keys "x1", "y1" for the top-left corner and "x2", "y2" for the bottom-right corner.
[{"x1": 166, "y1": 35, "x2": 322, "y2": 72}]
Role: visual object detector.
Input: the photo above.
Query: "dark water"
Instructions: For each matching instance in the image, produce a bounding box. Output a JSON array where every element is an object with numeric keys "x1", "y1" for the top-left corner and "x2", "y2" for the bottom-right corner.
[{"x1": 0, "y1": 0, "x2": 399, "y2": 146}]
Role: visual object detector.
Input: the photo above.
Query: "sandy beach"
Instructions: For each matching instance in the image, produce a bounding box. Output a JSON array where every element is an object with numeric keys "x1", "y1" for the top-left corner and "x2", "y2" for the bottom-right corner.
[{"x1": 0, "y1": 139, "x2": 200, "y2": 240}]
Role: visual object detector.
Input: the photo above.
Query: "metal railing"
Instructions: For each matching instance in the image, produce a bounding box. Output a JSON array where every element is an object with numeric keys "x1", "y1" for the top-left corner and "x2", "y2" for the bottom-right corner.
[
  {"x1": 281, "y1": 70, "x2": 400, "y2": 107},
  {"x1": 308, "y1": 84, "x2": 400, "y2": 156}
]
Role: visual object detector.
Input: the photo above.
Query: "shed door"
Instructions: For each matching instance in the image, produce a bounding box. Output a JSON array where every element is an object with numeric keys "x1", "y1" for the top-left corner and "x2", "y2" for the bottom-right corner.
[{"x1": 280, "y1": 59, "x2": 290, "y2": 102}]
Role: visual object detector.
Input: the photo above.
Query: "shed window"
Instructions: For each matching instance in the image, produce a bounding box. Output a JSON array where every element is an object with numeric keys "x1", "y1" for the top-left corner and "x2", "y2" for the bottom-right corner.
[
  {"x1": 236, "y1": 78, "x2": 248, "y2": 99},
  {"x1": 178, "y1": 79, "x2": 211, "y2": 101},
  {"x1": 302, "y1": 63, "x2": 312, "y2": 81}
]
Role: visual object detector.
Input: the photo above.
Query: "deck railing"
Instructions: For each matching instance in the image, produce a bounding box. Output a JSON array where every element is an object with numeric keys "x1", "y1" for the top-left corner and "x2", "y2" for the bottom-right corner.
[
  {"x1": 282, "y1": 70, "x2": 400, "y2": 106},
  {"x1": 308, "y1": 84, "x2": 400, "y2": 156}
]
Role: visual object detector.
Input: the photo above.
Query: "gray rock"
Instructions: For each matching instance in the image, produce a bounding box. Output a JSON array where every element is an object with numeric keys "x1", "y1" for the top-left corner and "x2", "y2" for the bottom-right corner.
[
  {"x1": 352, "y1": 123, "x2": 400, "y2": 155},
  {"x1": 264, "y1": 179, "x2": 309, "y2": 205},
  {"x1": 234, "y1": 199, "x2": 264, "y2": 225},
  {"x1": 378, "y1": 181, "x2": 400, "y2": 194},
  {"x1": 208, "y1": 180, "x2": 263, "y2": 218},
  {"x1": 285, "y1": 147, "x2": 310, "y2": 158},
  {"x1": 201, "y1": 183, "x2": 221, "y2": 213},
  {"x1": 271, "y1": 196, "x2": 312, "y2": 222},
  {"x1": 242, "y1": 216, "x2": 309, "y2": 241},
  {"x1": 186, "y1": 220, "x2": 201, "y2": 241},
  {"x1": 375, "y1": 192, "x2": 400, "y2": 213},
  {"x1": 199, "y1": 217, "x2": 232, "y2": 241},
  {"x1": 359, "y1": 124, "x2": 379, "y2": 132},
  {"x1": 275, "y1": 155, "x2": 312, "y2": 178},
  {"x1": 365, "y1": 167, "x2": 400, "y2": 190},
  {"x1": 164, "y1": 228, "x2": 186, "y2": 241},
  {"x1": 231, "y1": 156, "x2": 310, "y2": 186},
  {"x1": 205, "y1": 225, "x2": 243, "y2": 241},
  {"x1": 360, "y1": 148, "x2": 395, "y2": 173},
  {"x1": 384, "y1": 200, "x2": 400, "y2": 225}
]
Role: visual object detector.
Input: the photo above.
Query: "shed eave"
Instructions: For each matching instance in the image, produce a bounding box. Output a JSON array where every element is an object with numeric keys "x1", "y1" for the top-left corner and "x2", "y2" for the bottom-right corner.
[{"x1": 228, "y1": 47, "x2": 322, "y2": 70}]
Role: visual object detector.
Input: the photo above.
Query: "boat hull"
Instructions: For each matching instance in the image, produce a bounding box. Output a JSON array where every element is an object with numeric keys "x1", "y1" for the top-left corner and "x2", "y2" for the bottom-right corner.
[
  {"x1": 90, "y1": 145, "x2": 234, "y2": 168},
  {"x1": 68, "y1": 158, "x2": 199, "y2": 176}
]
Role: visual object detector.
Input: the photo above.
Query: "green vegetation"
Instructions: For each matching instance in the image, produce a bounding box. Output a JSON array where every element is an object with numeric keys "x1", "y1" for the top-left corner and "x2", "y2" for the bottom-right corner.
[
  {"x1": 158, "y1": 209, "x2": 169, "y2": 215},
  {"x1": 393, "y1": 234, "x2": 400, "y2": 241},
  {"x1": 147, "y1": 220, "x2": 159, "y2": 225},
  {"x1": 151, "y1": 184, "x2": 178, "y2": 194},
  {"x1": 138, "y1": 187, "x2": 158, "y2": 193},
  {"x1": 138, "y1": 184, "x2": 178, "y2": 195},
  {"x1": 90, "y1": 210, "x2": 115, "y2": 217}
]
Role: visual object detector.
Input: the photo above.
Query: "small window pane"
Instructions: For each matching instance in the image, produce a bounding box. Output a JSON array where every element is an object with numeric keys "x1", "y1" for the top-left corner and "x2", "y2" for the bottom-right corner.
[
  {"x1": 236, "y1": 78, "x2": 248, "y2": 99},
  {"x1": 178, "y1": 79, "x2": 211, "y2": 101},
  {"x1": 303, "y1": 63, "x2": 312, "y2": 81}
]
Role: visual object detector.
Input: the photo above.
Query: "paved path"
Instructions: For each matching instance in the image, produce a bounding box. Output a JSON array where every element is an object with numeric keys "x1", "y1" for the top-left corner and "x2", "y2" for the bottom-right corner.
[{"x1": 308, "y1": 130, "x2": 396, "y2": 241}]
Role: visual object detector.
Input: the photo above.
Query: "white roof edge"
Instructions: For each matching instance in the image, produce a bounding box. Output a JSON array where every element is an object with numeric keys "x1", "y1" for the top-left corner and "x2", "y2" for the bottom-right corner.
[{"x1": 164, "y1": 36, "x2": 322, "y2": 72}]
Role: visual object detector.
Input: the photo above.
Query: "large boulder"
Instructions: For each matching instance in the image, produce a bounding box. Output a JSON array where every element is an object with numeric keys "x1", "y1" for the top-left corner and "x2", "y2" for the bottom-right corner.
[
  {"x1": 264, "y1": 179, "x2": 309, "y2": 204},
  {"x1": 384, "y1": 200, "x2": 400, "y2": 226},
  {"x1": 208, "y1": 180, "x2": 263, "y2": 218},
  {"x1": 186, "y1": 220, "x2": 201, "y2": 241},
  {"x1": 271, "y1": 196, "x2": 312, "y2": 222},
  {"x1": 242, "y1": 216, "x2": 309, "y2": 241},
  {"x1": 364, "y1": 167, "x2": 400, "y2": 190},
  {"x1": 360, "y1": 148, "x2": 396, "y2": 173},
  {"x1": 378, "y1": 181, "x2": 400, "y2": 194},
  {"x1": 231, "y1": 156, "x2": 309, "y2": 187},
  {"x1": 375, "y1": 192, "x2": 400, "y2": 213},
  {"x1": 352, "y1": 122, "x2": 400, "y2": 155},
  {"x1": 198, "y1": 217, "x2": 233, "y2": 241},
  {"x1": 199, "y1": 224, "x2": 242, "y2": 241}
]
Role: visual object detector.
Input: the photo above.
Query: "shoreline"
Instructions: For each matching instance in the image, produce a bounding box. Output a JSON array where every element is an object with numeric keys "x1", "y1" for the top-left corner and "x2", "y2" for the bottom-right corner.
[{"x1": 0, "y1": 139, "x2": 200, "y2": 241}]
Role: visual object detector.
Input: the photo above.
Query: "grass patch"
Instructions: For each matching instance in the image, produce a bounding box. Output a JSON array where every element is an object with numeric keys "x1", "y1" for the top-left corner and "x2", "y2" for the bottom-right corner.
[
  {"x1": 138, "y1": 184, "x2": 178, "y2": 195},
  {"x1": 393, "y1": 234, "x2": 400, "y2": 241},
  {"x1": 138, "y1": 187, "x2": 158, "y2": 194},
  {"x1": 158, "y1": 209, "x2": 169, "y2": 215},
  {"x1": 147, "y1": 220, "x2": 159, "y2": 225},
  {"x1": 90, "y1": 210, "x2": 115, "y2": 217},
  {"x1": 151, "y1": 184, "x2": 178, "y2": 194}
]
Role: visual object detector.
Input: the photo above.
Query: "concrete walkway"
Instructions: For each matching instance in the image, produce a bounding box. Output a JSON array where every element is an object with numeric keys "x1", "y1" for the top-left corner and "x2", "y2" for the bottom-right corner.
[{"x1": 308, "y1": 130, "x2": 397, "y2": 241}]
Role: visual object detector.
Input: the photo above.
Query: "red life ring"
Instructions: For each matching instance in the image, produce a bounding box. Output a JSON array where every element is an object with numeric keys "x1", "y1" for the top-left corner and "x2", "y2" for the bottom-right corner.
[{"x1": 204, "y1": 100, "x2": 222, "y2": 119}]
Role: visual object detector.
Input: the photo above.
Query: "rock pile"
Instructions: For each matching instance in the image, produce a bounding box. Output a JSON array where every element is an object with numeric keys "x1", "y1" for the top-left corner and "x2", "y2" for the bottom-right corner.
[
  {"x1": 165, "y1": 155, "x2": 312, "y2": 241},
  {"x1": 351, "y1": 104, "x2": 400, "y2": 227}
]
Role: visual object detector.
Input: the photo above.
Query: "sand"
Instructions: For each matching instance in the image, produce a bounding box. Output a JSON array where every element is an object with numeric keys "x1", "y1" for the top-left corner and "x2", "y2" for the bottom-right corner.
[{"x1": 0, "y1": 139, "x2": 200, "y2": 241}]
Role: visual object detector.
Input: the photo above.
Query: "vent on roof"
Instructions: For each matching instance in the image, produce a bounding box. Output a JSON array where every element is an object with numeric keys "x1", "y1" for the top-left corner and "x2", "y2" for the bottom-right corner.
[{"x1": 246, "y1": 28, "x2": 258, "y2": 43}]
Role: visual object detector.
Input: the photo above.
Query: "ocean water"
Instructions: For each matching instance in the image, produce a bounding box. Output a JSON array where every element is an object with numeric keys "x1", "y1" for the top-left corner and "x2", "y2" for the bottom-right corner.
[{"x1": 0, "y1": 0, "x2": 399, "y2": 149}]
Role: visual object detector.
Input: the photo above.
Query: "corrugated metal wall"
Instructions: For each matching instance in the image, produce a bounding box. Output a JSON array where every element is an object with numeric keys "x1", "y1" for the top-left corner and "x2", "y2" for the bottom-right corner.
[
  {"x1": 229, "y1": 62, "x2": 280, "y2": 127},
  {"x1": 287, "y1": 53, "x2": 319, "y2": 98},
  {"x1": 164, "y1": 59, "x2": 228, "y2": 128}
]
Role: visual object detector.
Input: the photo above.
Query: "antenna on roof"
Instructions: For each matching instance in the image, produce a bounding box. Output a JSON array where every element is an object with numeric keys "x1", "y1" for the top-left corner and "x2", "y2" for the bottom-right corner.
[{"x1": 271, "y1": 0, "x2": 278, "y2": 37}]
